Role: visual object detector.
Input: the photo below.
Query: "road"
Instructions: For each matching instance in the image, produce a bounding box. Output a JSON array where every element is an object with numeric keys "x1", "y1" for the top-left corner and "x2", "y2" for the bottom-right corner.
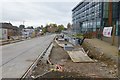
[{"x1": 1, "y1": 34, "x2": 55, "y2": 78}]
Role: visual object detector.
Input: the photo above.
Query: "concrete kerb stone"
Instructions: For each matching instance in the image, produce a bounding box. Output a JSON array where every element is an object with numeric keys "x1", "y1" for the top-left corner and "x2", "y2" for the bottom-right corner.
[
  {"x1": 20, "y1": 46, "x2": 48, "y2": 79},
  {"x1": 21, "y1": 42, "x2": 53, "y2": 79},
  {"x1": 42, "y1": 43, "x2": 53, "y2": 64},
  {"x1": 0, "y1": 39, "x2": 24, "y2": 46}
]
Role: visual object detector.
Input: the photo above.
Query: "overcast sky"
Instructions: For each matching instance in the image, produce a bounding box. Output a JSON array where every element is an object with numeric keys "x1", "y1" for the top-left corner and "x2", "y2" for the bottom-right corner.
[{"x1": 0, "y1": 0, "x2": 82, "y2": 27}]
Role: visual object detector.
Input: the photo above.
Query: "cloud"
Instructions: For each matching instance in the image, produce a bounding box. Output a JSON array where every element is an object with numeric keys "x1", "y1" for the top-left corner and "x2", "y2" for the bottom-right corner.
[{"x1": 1, "y1": 1, "x2": 79, "y2": 27}]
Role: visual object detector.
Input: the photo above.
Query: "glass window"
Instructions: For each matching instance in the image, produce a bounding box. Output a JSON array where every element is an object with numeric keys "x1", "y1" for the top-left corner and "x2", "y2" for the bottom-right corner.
[
  {"x1": 116, "y1": 21, "x2": 118, "y2": 36},
  {"x1": 96, "y1": 20, "x2": 101, "y2": 28},
  {"x1": 93, "y1": 21, "x2": 96, "y2": 28},
  {"x1": 105, "y1": 2, "x2": 109, "y2": 10},
  {"x1": 90, "y1": 21, "x2": 93, "y2": 28},
  {"x1": 103, "y1": 10, "x2": 108, "y2": 18},
  {"x1": 93, "y1": 28, "x2": 96, "y2": 31}
]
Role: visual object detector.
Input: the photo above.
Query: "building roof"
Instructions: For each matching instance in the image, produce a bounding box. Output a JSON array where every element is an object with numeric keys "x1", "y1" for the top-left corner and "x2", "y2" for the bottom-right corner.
[
  {"x1": 13, "y1": 26, "x2": 19, "y2": 30},
  {"x1": 0, "y1": 23, "x2": 18, "y2": 30},
  {"x1": 72, "y1": 0, "x2": 95, "y2": 11},
  {"x1": 72, "y1": 0, "x2": 85, "y2": 11}
]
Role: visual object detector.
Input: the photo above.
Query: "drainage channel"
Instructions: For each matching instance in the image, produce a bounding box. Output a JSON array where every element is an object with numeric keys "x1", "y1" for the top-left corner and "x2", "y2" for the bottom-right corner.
[{"x1": 20, "y1": 42, "x2": 53, "y2": 80}]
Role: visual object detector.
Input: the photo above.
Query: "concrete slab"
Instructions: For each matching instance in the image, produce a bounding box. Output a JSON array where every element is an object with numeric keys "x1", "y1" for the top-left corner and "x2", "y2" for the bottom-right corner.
[
  {"x1": 67, "y1": 51, "x2": 94, "y2": 63},
  {"x1": 64, "y1": 44, "x2": 74, "y2": 51}
]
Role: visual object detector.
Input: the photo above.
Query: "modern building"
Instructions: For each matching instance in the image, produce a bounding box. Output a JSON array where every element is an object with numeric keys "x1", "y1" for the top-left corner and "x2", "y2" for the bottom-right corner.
[
  {"x1": 72, "y1": 1, "x2": 119, "y2": 34},
  {"x1": 72, "y1": 1, "x2": 120, "y2": 46},
  {"x1": 118, "y1": 1, "x2": 120, "y2": 47},
  {"x1": 118, "y1": 1, "x2": 120, "y2": 34}
]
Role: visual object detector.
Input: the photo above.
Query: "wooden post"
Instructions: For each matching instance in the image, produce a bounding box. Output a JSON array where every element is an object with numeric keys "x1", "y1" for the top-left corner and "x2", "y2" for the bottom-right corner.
[{"x1": 112, "y1": 25, "x2": 116, "y2": 45}]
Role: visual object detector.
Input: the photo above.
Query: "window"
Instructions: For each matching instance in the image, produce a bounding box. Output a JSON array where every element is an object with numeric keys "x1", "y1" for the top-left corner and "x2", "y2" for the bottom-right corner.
[
  {"x1": 89, "y1": 21, "x2": 93, "y2": 28},
  {"x1": 103, "y1": 10, "x2": 108, "y2": 18},
  {"x1": 93, "y1": 21, "x2": 96, "y2": 28},
  {"x1": 104, "y1": 2, "x2": 109, "y2": 11},
  {"x1": 93, "y1": 28, "x2": 96, "y2": 31},
  {"x1": 96, "y1": 20, "x2": 101, "y2": 28}
]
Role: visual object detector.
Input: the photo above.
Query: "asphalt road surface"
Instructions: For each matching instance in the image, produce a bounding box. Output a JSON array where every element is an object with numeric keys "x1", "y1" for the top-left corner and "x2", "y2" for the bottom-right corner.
[{"x1": 1, "y1": 34, "x2": 55, "y2": 78}]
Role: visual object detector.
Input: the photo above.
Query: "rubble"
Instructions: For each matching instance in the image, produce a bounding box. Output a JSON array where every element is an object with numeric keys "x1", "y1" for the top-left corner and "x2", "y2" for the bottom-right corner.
[
  {"x1": 109, "y1": 70, "x2": 114, "y2": 74},
  {"x1": 101, "y1": 63, "x2": 107, "y2": 67},
  {"x1": 114, "y1": 65, "x2": 117, "y2": 69}
]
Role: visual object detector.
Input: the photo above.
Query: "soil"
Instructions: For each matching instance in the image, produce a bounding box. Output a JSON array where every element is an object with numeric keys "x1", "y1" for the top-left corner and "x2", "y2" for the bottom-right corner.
[
  {"x1": 30, "y1": 59, "x2": 50, "y2": 77},
  {"x1": 82, "y1": 41, "x2": 119, "y2": 77},
  {"x1": 30, "y1": 40, "x2": 118, "y2": 79},
  {"x1": 38, "y1": 71, "x2": 89, "y2": 78},
  {"x1": 49, "y1": 41, "x2": 117, "y2": 78}
]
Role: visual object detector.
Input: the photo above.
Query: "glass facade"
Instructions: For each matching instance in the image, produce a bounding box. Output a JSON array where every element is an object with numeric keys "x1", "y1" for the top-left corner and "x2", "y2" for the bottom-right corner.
[
  {"x1": 118, "y1": 1, "x2": 120, "y2": 36},
  {"x1": 72, "y1": 2, "x2": 119, "y2": 36},
  {"x1": 72, "y1": 2, "x2": 102, "y2": 33}
]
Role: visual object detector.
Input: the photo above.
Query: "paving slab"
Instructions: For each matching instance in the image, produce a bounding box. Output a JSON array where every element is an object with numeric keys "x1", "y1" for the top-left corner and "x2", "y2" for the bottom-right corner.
[{"x1": 67, "y1": 51, "x2": 94, "y2": 63}]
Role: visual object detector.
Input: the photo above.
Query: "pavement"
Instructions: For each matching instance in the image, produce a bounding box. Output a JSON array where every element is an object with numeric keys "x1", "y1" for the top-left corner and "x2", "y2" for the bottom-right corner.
[
  {"x1": 84, "y1": 38, "x2": 118, "y2": 63},
  {"x1": 0, "y1": 39, "x2": 24, "y2": 46},
  {"x1": 1, "y1": 34, "x2": 55, "y2": 78}
]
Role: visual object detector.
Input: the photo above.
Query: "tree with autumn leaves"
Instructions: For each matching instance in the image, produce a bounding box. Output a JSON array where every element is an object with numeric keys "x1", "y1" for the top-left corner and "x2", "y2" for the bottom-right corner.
[{"x1": 42, "y1": 23, "x2": 65, "y2": 33}]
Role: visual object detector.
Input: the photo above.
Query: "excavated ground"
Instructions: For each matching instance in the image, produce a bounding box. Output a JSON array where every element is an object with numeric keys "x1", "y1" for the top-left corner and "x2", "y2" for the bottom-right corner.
[{"x1": 30, "y1": 40, "x2": 118, "y2": 79}]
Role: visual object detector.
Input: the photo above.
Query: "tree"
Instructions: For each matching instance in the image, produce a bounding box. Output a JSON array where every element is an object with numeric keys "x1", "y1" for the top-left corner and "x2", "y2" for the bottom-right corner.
[
  {"x1": 42, "y1": 27, "x2": 47, "y2": 33},
  {"x1": 49, "y1": 23, "x2": 57, "y2": 28},
  {"x1": 19, "y1": 25, "x2": 25, "y2": 35},
  {"x1": 19, "y1": 25, "x2": 25, "y2": 30},
  {"x1": 41, "y1": 25, "x2": 43, "y2": 29},
  {"x1": 52, "y1": 24, "x2": 57, "y2": 28},
  {"x1": 58, "y1": 25, "x2": 64, "y2": 32},
  {"x1": 27, "y1": 26, "x2": 34, "y2": 29},
  {"x1": 67, "y1": 23, "x2": 71, "y2": 30},
  {"x1": 42, "y1": 24, "x2": 48, "y2": 33},
  {"x1": 34, "y1": 27, "x2": 40, "y2": 33}
]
